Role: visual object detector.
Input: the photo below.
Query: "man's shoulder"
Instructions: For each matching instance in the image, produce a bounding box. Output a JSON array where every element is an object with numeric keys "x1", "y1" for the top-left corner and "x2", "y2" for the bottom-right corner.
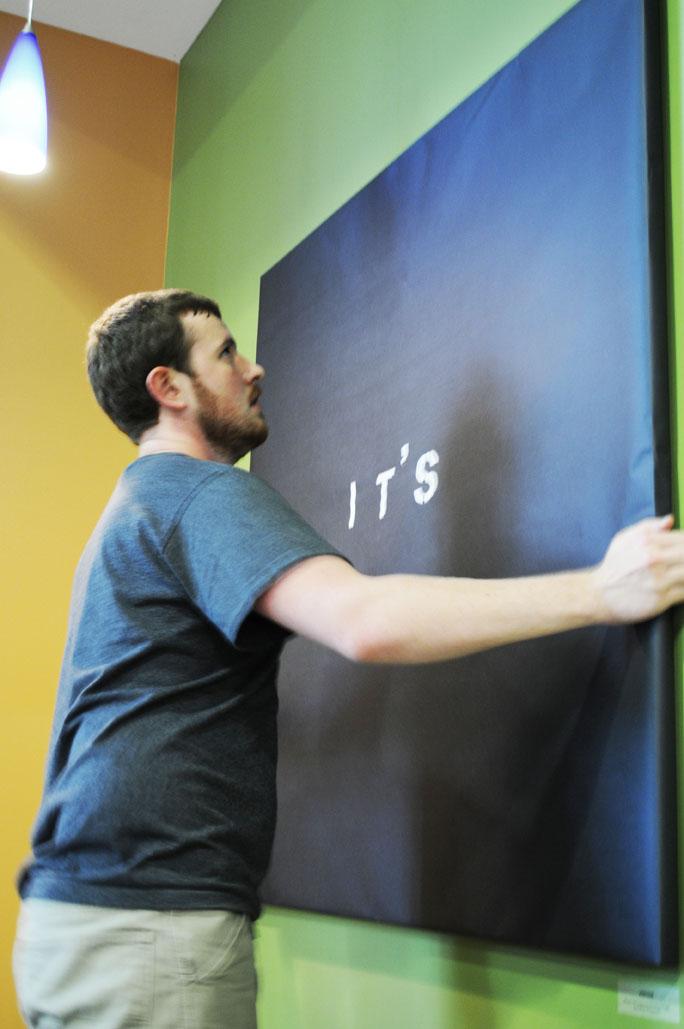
[
  {"x1": 121, "y1": 454, "x2": 245, "y2": 514},
  {"x1": 91, "y1": 455, "x2": 227, "y2": 548},
  {"x1": 118, "y1": 454, "x2": 291, "y2": 540}
]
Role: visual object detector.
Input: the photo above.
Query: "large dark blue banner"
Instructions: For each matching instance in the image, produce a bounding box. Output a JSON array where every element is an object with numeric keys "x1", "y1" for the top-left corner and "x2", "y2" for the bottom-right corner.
[{"x1": 253, "y1": 0, "x2": 675, "y2": 964}]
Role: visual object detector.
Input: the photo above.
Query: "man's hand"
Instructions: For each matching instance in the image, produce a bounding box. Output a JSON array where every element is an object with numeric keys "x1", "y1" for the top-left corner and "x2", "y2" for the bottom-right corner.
[{"x1": 592, "y1": 514, "x2": 684, "y2": 624}]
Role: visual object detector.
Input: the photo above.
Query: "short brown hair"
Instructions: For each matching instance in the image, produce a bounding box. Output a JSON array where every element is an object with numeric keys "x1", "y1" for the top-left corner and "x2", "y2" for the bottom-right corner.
[{"x1": 86, "y1": 289, "x2": 221, "y2": 443}]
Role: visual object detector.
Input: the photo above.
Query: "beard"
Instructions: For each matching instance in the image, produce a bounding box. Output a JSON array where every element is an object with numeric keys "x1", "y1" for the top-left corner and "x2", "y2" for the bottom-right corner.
[{"x1": 193, "y1": 377, "x2": 268, "y2": 464}]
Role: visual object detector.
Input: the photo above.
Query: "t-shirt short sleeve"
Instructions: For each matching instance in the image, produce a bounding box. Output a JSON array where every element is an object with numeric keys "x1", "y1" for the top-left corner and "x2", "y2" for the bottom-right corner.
[{"x1": 163, "y1": 467, "x2": 345, "y2": 647}]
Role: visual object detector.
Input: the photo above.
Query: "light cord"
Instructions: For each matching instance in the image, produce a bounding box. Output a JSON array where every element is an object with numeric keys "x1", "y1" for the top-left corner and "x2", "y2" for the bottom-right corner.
[{"x1": 25, "y1": 0, "x2": 34, "y2": 32}]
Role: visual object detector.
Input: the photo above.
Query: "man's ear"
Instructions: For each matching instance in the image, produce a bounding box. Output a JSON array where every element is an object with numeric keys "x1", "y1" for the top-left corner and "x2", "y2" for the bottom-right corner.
[{"x1": 145, "y1": 366, "x2": 188, "y2": 412}]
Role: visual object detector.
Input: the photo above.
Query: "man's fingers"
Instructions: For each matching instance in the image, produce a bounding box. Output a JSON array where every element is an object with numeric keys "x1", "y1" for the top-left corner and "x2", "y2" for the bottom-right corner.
[
  {"x1": 648, "y1": 533, "x2": 684, "y2": 552},
  {"x1": 645, "y1": 535, "x2": 684, "y2": 563},
  {"x1": 633, "y1": 514, "x2": 675, "y2": 535},
  {"x1": 664, "y1": 582, "x2": 684, "y2": 610},
  {"x1": 662, "y1": 564, "x2": 684, "y2": 588}
]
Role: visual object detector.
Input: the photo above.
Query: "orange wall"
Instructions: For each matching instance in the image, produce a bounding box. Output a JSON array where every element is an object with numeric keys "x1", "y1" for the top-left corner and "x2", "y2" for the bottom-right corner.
[{"x1": 0, "y1": 14, "x2": 177, "y2": 1026}]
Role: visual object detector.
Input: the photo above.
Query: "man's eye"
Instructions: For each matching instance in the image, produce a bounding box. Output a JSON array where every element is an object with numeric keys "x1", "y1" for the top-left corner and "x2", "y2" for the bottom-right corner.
[{"x1": 221, "y1": 345, "x2": 235, "y2": 359}]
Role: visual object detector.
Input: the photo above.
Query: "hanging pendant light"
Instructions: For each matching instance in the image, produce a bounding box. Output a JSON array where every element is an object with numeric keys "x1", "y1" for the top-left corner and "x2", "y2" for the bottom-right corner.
[{"x1": 0, "y1": 0, "x2": 47, "y2": 175}]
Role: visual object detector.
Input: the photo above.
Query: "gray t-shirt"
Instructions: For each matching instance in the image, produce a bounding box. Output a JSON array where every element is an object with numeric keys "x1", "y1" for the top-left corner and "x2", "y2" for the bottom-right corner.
[{"x1": 21, "y1": 453, "x2": 342, "y2": 918}]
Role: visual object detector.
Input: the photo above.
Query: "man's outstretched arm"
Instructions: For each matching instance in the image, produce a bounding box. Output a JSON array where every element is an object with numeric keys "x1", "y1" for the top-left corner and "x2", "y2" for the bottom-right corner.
[{"x1": 255, "y1": 515, "x2": 684, "y2": 664}]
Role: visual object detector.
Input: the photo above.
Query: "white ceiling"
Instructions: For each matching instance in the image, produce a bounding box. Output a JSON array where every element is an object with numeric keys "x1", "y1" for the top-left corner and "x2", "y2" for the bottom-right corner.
[{"x1": 0, "y1": 0, "x2": 223, "y2": 62}]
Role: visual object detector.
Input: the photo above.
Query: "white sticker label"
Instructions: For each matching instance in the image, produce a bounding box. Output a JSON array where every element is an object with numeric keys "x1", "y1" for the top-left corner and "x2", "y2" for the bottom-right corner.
[{"x1": 618, "y1": 981, "x2": 680, "y2": 1023}]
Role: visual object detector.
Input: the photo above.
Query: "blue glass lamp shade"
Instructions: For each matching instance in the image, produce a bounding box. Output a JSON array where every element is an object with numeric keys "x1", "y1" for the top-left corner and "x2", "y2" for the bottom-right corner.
[{"x1": 0, "y1": 29, "x2": 47, "y2": 175}]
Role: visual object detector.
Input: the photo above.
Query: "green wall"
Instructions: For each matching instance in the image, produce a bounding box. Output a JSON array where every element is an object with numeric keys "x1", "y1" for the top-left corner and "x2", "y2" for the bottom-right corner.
[{"x1": 166, "y1": 0, "x2": 684, "y2": 1025}]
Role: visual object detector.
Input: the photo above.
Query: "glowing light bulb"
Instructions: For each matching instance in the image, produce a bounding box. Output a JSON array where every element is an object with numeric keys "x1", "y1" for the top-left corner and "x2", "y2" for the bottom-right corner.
[{"x1": 0, "y1": 29, "x2": 48, "y2": 175}]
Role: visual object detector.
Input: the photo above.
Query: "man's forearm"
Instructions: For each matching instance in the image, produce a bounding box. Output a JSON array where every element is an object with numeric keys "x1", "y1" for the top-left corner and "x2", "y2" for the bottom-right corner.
[{"x1": 352, "y1": 568, "x2": 600, "y2": 664}]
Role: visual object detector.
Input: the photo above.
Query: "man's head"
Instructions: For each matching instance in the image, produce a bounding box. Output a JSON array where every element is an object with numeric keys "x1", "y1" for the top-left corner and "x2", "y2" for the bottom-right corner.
[
  {"x1": 86, "y1": 289, "x2": 267, "y2": 462},
  {"x1": 176, "y1": 308, "x2": 268, "y2": 463}
]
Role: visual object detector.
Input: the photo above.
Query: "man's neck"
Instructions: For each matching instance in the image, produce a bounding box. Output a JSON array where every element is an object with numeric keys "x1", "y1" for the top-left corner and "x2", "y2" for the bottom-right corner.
[{"x1": 138, "y1": 428, "x2": 235, "y2": 465}]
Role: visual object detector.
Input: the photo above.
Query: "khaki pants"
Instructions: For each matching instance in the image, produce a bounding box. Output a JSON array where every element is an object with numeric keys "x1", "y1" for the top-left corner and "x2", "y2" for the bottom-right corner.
[{"x1": 13, "y1": 899, "x2": 257, "y2": 1029}]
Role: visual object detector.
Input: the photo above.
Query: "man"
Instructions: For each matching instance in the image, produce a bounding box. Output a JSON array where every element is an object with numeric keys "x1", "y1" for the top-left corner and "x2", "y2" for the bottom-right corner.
[{"x1": 14, "y1": 288, "x2": 684, "y2": 1028}]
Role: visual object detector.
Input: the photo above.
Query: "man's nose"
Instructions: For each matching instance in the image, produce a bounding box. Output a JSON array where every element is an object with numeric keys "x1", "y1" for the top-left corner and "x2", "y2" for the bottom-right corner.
[{"x1": 243, "y1": 358, "x2": 265, "y2": 382}]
